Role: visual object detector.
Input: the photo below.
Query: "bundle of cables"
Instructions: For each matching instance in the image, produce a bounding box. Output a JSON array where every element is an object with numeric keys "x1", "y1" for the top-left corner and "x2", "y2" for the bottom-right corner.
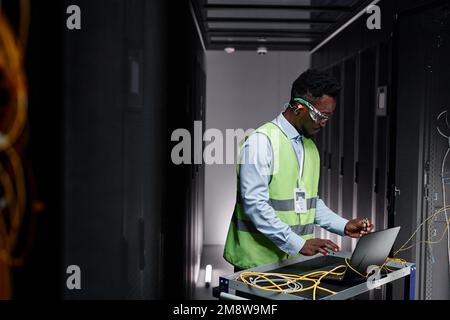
[
  {"x1": 0, "y1": 0, "x2": 30, "y2": 299},
  {"x1": 393, "y1": 205, "x2": 450, "y2": 256},
  {"x1": 237, "y1": 257, "x2": 408, "y2": 300},
  {"x1": 237, "y1": 199, "x2": 450, "y2": 300}
]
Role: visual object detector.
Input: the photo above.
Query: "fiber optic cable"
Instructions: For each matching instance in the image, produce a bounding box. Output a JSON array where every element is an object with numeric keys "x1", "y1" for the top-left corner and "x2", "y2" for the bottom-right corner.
[
  {"x1": 394, "y1": 205, "x2": 450, "y2": 255},
  {"x1": 237, "y1": 202, "x2": 450, "y2": 300},
  {"x1": 237, "y1": 257, "x2": 407, "y2": 300},
  {"x1": 436, "y1": 110, "x2": 450, "y2": 274},
  {"x1": 0, "y1": 0, "x2": 30, "y2": 299}
]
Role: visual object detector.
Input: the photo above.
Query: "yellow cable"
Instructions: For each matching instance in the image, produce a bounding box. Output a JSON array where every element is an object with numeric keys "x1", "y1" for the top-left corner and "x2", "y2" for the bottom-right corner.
[
  {"x1": 0, "y1": 3, "x2": 30, "y2": 300},
  {"x1": 312, "y1": 265, "x2": 346, "y2": 300},
  {"x1": 234, "y1": 203, "x2": 450, "y2": 299},
  {"x1": 0, "y1": 162, "x2": 16, "y2": 247},
  {"x1": 0, "y1": 152, "x2": 26, "y2": 266},
  {"x1": 18, "y1": 0, "x2": 31, "y2": 53},
  {"x1": 394, "y1": 205, "x2": 450, "y2": 256},
  {"x1": 237, "y1": 256, "x2": 411, "y2": 299},
  {"x1": 344, "y1": 258, "x2": 368, "y2": 279},
  {"x1": 239, "y1": 271, "x2": 317, "y2": 293},
  {"x1": 395, "y1": 219, "x2": 450, "y2": 254},
  {"x1": 0, "y1": 12, "x2": 28, "y2": 152},
  {"x1": 238, "y1": 265, "x2": 347, "y2": 299},
  {"x1": 4, "y1": 147, "x2": 26, "y2": 252},
  {"x1": 240, "y1": 205, "x2": 450, "y2": 298},
  {"x1": 381, "y1": 258, "x2": 407, "y2": 273}
]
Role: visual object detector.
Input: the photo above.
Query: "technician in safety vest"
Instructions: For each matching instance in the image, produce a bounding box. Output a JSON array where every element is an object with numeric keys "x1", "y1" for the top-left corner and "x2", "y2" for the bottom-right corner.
[{"x1": 224, "y1": 69, "x2": 374, "y2": 271}]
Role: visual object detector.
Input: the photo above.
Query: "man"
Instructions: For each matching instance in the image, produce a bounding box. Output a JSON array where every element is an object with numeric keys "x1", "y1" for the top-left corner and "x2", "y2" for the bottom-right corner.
[{"x1": 224, "y1": 69, "x2": 374, "y2": 271}]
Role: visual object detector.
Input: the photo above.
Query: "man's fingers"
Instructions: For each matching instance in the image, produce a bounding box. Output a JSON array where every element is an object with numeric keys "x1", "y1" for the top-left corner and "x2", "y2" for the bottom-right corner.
[
  {"x1": 317, "y1": 240, "x2": 339, "y2": 252},
  {"x1": 359, "y1": 218, "x2": 374, "y2": 233},
  {"x1": 325, "y1": 240, "x2": 340, "y2": 251},
  {"x1": 360, "y1": 222, "x2": 374, "y2": 236},
  {"x1": 317, "y1": 247, "x2": 328, "y2": 255}
]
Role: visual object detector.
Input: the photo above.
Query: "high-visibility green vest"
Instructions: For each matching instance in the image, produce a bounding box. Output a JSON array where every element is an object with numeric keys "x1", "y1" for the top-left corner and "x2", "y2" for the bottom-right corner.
[{"x1": 223, "y1": 121, "x2": 320, "y2": 269}]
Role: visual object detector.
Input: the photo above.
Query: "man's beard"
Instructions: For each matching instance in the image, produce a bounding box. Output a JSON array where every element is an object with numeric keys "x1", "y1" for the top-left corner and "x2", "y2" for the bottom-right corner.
[{"x1": 299, "y1": 125, "x2": 313, "y2": 139}]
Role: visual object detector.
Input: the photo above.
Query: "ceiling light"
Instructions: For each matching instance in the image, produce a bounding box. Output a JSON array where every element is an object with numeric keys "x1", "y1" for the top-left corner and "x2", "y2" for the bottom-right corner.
[
  {"x1": 257, "y1": 47, "x2": 268, "y2": 56},
  {"x1": 224, "y1": 47, "x2": 235, "y2": 54}
]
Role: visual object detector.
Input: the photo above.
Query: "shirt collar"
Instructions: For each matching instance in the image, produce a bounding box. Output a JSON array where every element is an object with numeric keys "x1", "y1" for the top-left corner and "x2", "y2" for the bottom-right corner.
[{"x1": 274, "y1": 112, "x2": 302, "y2": 141}]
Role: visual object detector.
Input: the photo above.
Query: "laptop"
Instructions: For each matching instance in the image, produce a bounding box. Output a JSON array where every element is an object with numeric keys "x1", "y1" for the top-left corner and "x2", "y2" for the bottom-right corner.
[{"x1": 313, "y1": 226, "x2": 401, "y2": 283}]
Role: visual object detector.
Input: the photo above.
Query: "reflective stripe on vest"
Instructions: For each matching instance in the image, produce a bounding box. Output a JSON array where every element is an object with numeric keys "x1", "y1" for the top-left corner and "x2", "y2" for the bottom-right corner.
[
  {"x1": 269, "y1": 197, "x2": 317, "y2": 211},
  {"x1": 237, "y1": 192, "x2": 318, "y2": 211},
  {"x1": 233, "y1": 215, "x2": 315, "y2": 236}
]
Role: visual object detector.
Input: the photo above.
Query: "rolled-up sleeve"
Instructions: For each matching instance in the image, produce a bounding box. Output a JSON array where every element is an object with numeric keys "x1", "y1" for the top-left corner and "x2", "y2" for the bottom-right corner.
[
  {"x1": 314, "y1": 198, "x2": 348, "y2": 236},
  {"x1": 239, "y1": 133, "x2": 305, "y2": 256}
]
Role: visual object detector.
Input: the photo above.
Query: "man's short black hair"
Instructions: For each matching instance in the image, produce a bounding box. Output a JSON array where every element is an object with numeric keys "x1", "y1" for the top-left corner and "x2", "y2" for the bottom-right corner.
[{"x1": 290, "y1": 69, "x2": 341, "y2": 105}]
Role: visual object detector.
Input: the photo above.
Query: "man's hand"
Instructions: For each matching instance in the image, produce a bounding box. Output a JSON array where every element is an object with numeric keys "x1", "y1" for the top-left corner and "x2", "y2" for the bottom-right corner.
[
  {"x1": 300, "y1": 238, "x2": 340, "y2": 256},
  {"x1": 345, "y1": 218, "x2": 374, "y2": 238}
]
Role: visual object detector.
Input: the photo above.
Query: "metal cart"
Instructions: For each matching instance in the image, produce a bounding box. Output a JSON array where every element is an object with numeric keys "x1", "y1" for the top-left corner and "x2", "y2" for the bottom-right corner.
[{"x1": 215, "y1": 251, "x2": 416, "y2": 300}]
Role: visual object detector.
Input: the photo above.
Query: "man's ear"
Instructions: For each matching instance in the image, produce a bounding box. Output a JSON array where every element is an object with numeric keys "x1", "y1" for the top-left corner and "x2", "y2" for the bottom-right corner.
[{"x1": 294, "y1": 104, "x2": 303, "y2": 115}]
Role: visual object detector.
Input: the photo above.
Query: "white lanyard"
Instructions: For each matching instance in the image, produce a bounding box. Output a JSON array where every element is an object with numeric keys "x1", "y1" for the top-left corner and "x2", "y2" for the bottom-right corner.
[
  {"x1": 294, "y1": 137, "x2": 308, "y2": 213},
  {"x1": 295, "y1": 137, "x2": 305, "y2": 190}
]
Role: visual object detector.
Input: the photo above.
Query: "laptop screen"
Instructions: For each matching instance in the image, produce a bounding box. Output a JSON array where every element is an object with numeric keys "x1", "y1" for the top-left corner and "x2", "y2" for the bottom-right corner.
[{"x1": 347, "y1": 226, "x2": 401, "y2": 277}]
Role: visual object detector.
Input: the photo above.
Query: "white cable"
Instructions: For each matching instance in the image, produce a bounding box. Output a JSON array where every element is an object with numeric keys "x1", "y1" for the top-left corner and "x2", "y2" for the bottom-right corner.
[
  {"x1": 249, "y1": 275, "x2": 304, "y2": 292},
  {"x1": 437, "y1": 111, "x2": 449, "y2": 138},
  {"x1": 441, "y1": 146, "x2": 450, "y2": 272},
  {"x1": 436, "y1": 111, "x2": 450, "y2": 274}
]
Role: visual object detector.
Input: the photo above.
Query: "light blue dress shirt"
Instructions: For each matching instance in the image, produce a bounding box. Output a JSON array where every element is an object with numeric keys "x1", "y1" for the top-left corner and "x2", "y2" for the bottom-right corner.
[{"x1": 239, "y1": 112, "x2": 349, "y2": 256}]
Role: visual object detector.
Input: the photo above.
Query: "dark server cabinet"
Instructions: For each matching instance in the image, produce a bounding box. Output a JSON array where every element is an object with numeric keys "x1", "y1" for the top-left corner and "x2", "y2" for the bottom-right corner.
[
  {"x1": 63, "y1": 0, "x2": 128, "y2": 299},
  {"x1": 315, "y1": 130, "x2": 323, "y2": 199},
  {"x1": 374, "y1": 43, "x2": 391, "y2": 232},
  {"x1": 317, "y1": 124, "x2": 329, "y2": 209},
  {"x1": 314, "y1": 45, "x2": 391, "y2": 301},
  {"x1": 311, "y1": 0, "x2": 450, "y2": 301},
  {"x1": 124, "y1": 0, "x2": 146, "y2": 300},
  {"x1": 323, "y1": 116, "x2": 331, "y2": 210},
  {"x1": 341, "y1": 57, "x2": 357, "y2": 252},
  {"x1": 186, "y1": 51, "x2": 206, "y2": 299},
  {"x1": 315, "y1": 127, "x2": 323, "y2": 237},
  {"x1": 321, "y1": 113, "x2": 331, "y2": 239},
  {"x1": 330, "y1": 65, "x2": 342, "y2": 216},
  {"x1": 122, "y1": 0, "x2": 168, "y2": 299},
  {"x1": 394, "y1": 2, "x2": 450, "y2": 300},
  {"x1": 315, "y1": 119, "x2": 329, "y2": 239},
  {"x1": 162, "y1": 5, "x2": 206, "y2": 300},
  {"x1": 320, "y1": 65, "x2": 343, "y2": 244},
  {"x1": 356, "y1": 48, "x2": 377, "y2": 234},
  {"x1": 62, "y1": 0, "x2": 170, "y2": 299},
  {"x1": 425, "y1": 8, "x2": 450, "y2": 300}
]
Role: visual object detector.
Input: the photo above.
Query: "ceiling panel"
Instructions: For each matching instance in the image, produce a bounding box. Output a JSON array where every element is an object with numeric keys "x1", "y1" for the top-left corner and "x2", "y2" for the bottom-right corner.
[
  {"x1": 207, "y1": 22, "x2": 331, "y2": 30},
  {"x1": 207, "y1": 0, "x2": 358, "y2": 7},
  {"x1": 192, "y1": 0, "x2": 373, "y2": 51}
]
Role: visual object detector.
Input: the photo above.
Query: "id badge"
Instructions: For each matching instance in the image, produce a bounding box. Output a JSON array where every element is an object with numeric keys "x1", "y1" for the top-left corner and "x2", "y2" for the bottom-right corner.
[{"x1": 294, "y1": 188, "x2": 307, "y2": 214}]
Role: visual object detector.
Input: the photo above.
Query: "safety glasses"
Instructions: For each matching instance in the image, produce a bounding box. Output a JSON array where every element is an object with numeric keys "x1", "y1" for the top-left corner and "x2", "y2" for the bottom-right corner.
[{"x1": 293, "y1": 97, "x2": 331, "y2": 124}]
